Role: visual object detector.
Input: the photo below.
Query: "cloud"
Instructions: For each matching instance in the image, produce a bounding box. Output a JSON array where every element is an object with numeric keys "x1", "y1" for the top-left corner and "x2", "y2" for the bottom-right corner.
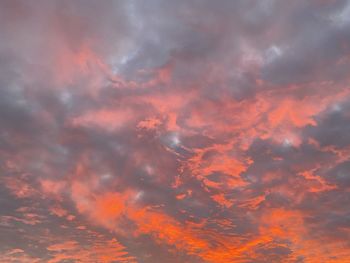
[{"x1": 0, "y1": 0, "x2": 350, "y2": 262}]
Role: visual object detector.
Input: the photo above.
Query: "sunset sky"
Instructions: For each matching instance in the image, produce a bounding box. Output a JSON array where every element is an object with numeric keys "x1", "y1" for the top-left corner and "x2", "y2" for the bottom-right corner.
[{"x1": 1, "y1": 0, "x2": 350, "y2": 262}]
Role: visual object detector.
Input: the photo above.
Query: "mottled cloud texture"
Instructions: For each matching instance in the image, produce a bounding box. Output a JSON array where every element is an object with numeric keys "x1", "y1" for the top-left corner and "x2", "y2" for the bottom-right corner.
[{"x1": 1, "y1": 0, "x2": 350, "y2": 262}]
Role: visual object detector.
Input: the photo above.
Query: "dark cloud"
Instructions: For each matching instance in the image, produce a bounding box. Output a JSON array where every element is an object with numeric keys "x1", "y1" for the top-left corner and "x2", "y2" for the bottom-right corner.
[{"x1": 305, "y1": 99, "x2": 350, "y2": 148}]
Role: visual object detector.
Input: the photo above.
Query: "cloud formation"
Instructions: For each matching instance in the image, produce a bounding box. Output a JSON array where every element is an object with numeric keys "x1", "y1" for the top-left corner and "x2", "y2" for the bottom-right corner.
[{"x1": 1, "y1": 0, "x2": 350, "y2": 262}]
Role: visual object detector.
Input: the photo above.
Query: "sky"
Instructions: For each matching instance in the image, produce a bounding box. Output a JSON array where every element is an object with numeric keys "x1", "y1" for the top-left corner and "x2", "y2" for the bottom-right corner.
[{"x1": 0, "y1": 0, "x2": 350, "y2": 262}]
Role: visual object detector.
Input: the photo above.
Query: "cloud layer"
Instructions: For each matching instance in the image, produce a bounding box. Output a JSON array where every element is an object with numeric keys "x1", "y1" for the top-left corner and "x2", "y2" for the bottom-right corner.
[{"x1": 1, "y1": 0, "x2": 350, "y2": 262}]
